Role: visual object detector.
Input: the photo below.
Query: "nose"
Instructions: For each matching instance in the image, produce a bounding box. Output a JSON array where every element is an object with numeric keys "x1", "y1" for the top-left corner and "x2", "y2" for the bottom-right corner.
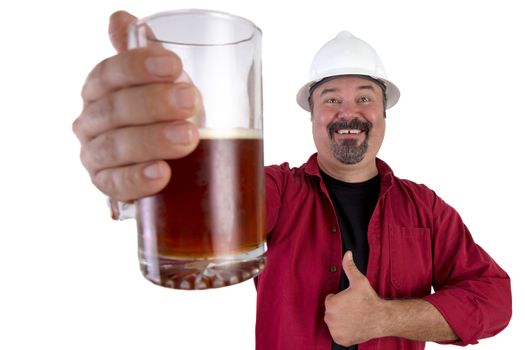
[{"x1": 336, "y1": 101, "x2": 362, "y2": 120}]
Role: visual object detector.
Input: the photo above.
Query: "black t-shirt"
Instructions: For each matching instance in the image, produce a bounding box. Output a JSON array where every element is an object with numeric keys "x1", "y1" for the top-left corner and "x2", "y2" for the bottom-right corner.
[{"x1": 320, "y1": 170, "x2": 381, "y2": 350}]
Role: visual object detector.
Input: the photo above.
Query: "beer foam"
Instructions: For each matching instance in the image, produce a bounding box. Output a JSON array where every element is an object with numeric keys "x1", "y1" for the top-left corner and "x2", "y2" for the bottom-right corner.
[{"x1": 198, "y1": 128, "x2": 263, "y2": 139}]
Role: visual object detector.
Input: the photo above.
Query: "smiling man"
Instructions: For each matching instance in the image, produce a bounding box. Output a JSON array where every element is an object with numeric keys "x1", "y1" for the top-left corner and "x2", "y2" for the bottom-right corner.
[
  {"x1": 255, "y1": 32, "x2": 511, "y2": 349},
  {"x1": 73, "y1": 13, "x2": 512, "y2": 350}
]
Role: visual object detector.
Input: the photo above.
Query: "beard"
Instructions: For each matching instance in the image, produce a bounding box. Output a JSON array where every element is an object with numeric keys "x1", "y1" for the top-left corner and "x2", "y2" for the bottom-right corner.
[
  {"x1": 330, "y1": 138, "x2": 368, "y2": 164},
  {"x1": 328, "y1": 118, "x2": 372, "y2": 164}
]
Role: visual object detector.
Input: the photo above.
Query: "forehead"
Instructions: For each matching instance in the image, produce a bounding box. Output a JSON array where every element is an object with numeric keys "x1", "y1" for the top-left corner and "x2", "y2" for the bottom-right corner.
[{"x1": 311, "y1": 76, "x2": 383, "y2": 97}]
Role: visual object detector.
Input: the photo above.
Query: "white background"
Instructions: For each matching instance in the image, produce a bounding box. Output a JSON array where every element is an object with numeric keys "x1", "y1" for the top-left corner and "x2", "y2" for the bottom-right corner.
[{"x1": 1, "y1": 0, "x2": 523, "y2": 349}]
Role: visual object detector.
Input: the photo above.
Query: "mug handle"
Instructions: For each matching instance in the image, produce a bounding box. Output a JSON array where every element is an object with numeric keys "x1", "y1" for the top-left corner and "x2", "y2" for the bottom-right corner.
[{"x1": 108, "y1": 197, "x2": 136, "y2": 220}]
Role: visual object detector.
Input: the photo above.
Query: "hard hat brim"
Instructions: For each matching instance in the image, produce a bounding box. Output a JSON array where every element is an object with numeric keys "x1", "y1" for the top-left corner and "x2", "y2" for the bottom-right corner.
[{"x1": 296, "y1": 74, "x2": 400, "y2": 112}]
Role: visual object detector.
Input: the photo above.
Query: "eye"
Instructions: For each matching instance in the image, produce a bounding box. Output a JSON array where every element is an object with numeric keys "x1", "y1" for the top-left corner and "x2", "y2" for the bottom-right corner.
[
  {"x1": 325, "y1": 97, "x2": 341, "y2": 104},
  {"x1": 357, "y1": 96, "x2": 371, "y2": 103}
]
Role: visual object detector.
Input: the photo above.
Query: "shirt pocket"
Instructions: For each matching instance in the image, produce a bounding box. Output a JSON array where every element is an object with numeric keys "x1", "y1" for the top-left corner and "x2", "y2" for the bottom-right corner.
[{"x1": 389, "y1": 225, "x2": 432, "y2": 297}]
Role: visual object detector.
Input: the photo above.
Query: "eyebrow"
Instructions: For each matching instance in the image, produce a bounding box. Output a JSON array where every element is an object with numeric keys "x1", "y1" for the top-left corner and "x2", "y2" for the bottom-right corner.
[{"x1": 319, "y1": 85, "x2": 377, "y2": 96}]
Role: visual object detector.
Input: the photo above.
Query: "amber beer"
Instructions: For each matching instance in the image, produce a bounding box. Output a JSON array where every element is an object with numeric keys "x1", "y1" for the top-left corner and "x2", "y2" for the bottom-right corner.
[{"x1": 136, "y1": 128, "x2": 266, "y2": 289}]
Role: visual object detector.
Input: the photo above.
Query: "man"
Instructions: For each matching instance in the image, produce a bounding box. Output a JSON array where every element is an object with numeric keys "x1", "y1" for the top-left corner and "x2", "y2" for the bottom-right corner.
[{"x1": 73, "y1": 11, "x2": 512, "y2": 350}]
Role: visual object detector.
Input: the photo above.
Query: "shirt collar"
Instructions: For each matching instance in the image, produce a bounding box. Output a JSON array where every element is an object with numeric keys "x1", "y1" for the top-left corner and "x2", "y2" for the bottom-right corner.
[{"x1": 304, "y1": 153, "x2": 394, "y2": 191}]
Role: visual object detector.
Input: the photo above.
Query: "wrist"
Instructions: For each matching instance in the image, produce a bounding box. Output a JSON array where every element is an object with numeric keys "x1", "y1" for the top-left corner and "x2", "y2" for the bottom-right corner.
[{"x1": 376, "y1": 298, "x2": 396, "y2": 338}]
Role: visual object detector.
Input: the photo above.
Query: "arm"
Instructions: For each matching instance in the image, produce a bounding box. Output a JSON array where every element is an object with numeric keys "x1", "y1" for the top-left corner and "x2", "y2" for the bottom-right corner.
[
  {"x1": 380, "y1": 298, "x2": 457, "y2": 342},
  {"x1": 325, "y1": 194, "x2": 512, "y2": 345},
  {"x1": 421, "y1": 194, "x2": 512, "y2": 345},
  {"x1": 325, "y1": 198, "x2": 512, "y2": 347}
]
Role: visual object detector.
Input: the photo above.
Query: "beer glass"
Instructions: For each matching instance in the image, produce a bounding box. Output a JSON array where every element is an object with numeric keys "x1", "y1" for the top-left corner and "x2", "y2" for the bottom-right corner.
[{"x1": 128, "y1": 10, "x2": 265, "y2": 290}]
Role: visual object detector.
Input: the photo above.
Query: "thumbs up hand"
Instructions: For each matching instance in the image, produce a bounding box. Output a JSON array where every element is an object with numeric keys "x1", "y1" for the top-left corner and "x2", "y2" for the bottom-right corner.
[{"x1": 324, "y1": 251, "x2": 387, "y2": 346}]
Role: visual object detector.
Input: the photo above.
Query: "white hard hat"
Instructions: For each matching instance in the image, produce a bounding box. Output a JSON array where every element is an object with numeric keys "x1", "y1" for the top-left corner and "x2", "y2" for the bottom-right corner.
[{"x1": 296, "y1": 31, "x2": 400, "y2": 111}]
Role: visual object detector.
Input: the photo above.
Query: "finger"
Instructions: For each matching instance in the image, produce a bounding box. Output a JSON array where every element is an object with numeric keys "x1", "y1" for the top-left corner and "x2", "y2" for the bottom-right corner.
[
  {"x1": 324, "y1": 293, "x2": 335, "y2": 307},
  {"x1": 342, "y1": 250, "x2": 364, "y2": 285},
  {"x1": 81, "y1": 47, "x2": 183, "y2": 103},
  {"x1": 108, "y1": 11, "x2": 137, "y2": 53},
  {"x1": 92, "y1": 161, "x2": 171, "y2": 201},
  {"x1": 74, "y1": 82, "x2": 201, "y2": 143},
  {"x1": 81, "y1": 121, "x2": 199, "y2": 174}
]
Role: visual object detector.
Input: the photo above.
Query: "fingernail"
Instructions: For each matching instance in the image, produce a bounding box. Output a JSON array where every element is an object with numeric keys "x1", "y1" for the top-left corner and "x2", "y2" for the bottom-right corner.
[
  {"x1": 164, "y1": 123, "x2": 193, "y2": 145},
  {"x1": 143, "y1": 162, "x2": 162, "y2": 179},
  {"x1": 172, "y1": 86, "x2": 196, "y2": 110},
  {"x1": 145, "y1": 56, "x2": 176, "y2": 77}
]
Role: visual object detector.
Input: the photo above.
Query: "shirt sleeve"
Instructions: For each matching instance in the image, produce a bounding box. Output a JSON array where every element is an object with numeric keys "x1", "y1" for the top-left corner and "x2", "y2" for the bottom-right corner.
[
  {"x1": 422, "y1": 193, "x2": 512, "y2": 346},
  {"x1": 254, "y1": 164, "x2": 287, "y2": 291},
  {"x1": 264, "y1": 164, "x2": 288, "y2": 234}
]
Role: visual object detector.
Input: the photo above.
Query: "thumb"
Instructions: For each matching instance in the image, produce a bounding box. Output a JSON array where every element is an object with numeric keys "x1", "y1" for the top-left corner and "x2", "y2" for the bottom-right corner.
[
  {"x1": 342, "y1": 251, "x2": 363, "y2": 285},
  {"x1": 108, "y1": 11, "x2": 137, "y2": 52}
]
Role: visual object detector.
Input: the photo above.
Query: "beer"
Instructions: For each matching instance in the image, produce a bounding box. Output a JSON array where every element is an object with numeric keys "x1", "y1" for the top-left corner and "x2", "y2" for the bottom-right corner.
[{"x1": 137, "y1": 128, "x2": 266, "y2": 289}]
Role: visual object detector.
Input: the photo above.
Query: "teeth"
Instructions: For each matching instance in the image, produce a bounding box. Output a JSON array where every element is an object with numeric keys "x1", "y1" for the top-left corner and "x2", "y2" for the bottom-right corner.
[{"x1": 337, "y1": 129, "x2": 361, "y2": 134}]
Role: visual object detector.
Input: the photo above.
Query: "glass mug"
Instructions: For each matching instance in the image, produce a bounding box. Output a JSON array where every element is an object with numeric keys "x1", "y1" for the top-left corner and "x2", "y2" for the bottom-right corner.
[{"x1": 126, "y1": 10, "x2": 266, "y2": 290}]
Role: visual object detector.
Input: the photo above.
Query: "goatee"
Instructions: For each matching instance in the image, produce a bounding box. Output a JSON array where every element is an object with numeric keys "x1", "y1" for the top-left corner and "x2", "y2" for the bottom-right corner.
[{"x1": 327, "y1": 118, "x2": 372, "y2": 164}]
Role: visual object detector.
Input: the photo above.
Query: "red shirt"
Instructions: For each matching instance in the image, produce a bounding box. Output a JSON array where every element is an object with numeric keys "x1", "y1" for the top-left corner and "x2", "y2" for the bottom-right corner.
[{"x1": 254, "y1": 154, "x2": 511, "y2": 349}]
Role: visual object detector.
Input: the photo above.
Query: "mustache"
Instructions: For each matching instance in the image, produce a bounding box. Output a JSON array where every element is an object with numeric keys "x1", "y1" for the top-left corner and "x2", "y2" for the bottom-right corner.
[{"x1": 327, "y1": 118, "x2": 373, "y2": 134}]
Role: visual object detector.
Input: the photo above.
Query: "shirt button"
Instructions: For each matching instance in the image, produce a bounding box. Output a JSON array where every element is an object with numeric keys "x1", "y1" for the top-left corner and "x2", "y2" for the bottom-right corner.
[
  {"x1": 329, "y1": 265, "x2": 338, "y2": 273},
  {"x1": 330, "y1": 226, "x2": 337, "y2": 233}
]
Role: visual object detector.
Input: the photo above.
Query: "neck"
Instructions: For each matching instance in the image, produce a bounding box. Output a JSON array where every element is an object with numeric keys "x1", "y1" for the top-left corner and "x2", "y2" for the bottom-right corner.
[{"x1": 318, "y1": 156, "x2": 378, "y2": 183}]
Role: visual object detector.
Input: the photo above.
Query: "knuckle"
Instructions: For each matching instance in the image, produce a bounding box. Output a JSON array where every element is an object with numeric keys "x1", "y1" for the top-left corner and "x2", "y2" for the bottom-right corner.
[
  {"x1": 324, "y1": 298, "x2": 331, "y2": 309},
  {"x1": 81, "y1": 95, "x2": 115, "y2": 137},
  {"x1": 141, "y1": 83, "x2": 178, "y2": 121},
  {"x1": 81, "y1": 62, "x2": 104, "y2": 102},
  {"x1": 333, "y1": 335, "x2": 349, "y2": 347},
  {"x1": 323, "y1": 313, "x2": 331, "y2": 325},
  {"x1": 93, "y1": 94, "x2": 116, "y2": 128},
  {"x1": 86, "y1": 132, "x2": 119, "y2": 168},
  {"x1": 90, "y1": 52, "x2": 129, "y2": 98},
  {"x1": 118, "y1": 50, "x2": 138, "y2": 79},
  {"x1": 127, "y1": 48, "x2": 153, "y2": 78},
  {"x1": 71, "y1": 116, "x2": 83, "y2": 140},
  {"x1": 80, "y1": 75, "x2": 92, "y2": 102},
  {"x1": 93, "y1": 169, "x2": 119, "y2": 198},
  {"x1": 97, "y1": 133, "x2": 119, "y2": 164},
  {"x1": 79, "y1": 146, "x2": 91, "y2": 171},
  {"x1": 93, "y1": 165, "x2": 149, "y2": 202},
  {"x1": 325, "y1": 295, "x2": 336, "y2": 309},
  {"x1": 141, "y1": 84, "x2": 165, "y2": 117},
  {"x1": 121, "y1": 167, "x2": 142, "y2": 195},
  {"x1": 79, "y1": 146, "x2": 100, "y2": 180},
  {"x1": 98, "y1": 58, "x2": 116, "y2": 90}
]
